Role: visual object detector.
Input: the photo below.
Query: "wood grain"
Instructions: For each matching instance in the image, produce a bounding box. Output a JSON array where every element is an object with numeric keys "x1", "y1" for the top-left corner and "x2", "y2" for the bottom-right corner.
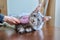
[
  {"x1": 0, "y1": 25, "x2": 60, "y2": 40},
  {"x1": 0, "y1": 0, "x2": 7, "y2": 15},
  {"x1": 46, "y1": 0, "x2": 55, "y2": 26}
]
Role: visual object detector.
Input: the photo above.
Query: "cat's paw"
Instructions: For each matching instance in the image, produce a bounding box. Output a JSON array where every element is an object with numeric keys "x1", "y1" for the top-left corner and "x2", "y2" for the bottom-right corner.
[
  {"x1": 25, "y1": 28, "x2": 32, "y2": 32},
  {"x1": 43, "y1": 16, "x2": 51, "y2": 22},
  {"x1": 18, "y1": 27, "x2": 25, "y2": 33}
]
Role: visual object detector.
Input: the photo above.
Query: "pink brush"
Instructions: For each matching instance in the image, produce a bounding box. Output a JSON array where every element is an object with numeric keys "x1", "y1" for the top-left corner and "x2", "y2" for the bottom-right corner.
[{"x1": 20, "y1": 15, "x2": 29, "y2": 24}]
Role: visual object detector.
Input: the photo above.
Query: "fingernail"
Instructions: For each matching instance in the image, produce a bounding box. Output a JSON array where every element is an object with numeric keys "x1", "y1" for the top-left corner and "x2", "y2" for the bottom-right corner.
[{"x1": 13, "y1": 21, "x2": 16, "y2": 24}]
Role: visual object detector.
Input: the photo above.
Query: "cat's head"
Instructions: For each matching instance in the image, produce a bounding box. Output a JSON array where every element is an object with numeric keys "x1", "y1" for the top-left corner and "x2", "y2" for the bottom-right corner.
[{"x1": 29, "y1": 12, "x2": 41, "y2": 28}]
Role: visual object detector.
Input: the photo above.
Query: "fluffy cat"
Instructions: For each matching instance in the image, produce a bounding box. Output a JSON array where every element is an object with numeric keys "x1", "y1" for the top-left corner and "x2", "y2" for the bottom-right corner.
[{"x1": 15, "y1": 12, "x2": 43, "y2": 33}]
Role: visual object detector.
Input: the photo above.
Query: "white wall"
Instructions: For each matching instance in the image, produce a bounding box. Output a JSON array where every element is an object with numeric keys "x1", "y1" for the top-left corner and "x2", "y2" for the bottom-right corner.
[
  {"x1": 7, "y1": 0, "x2": 39, "y2": 16},
  {"x1": 55, "y1": 0, "x2": 60, "y2": 27}
]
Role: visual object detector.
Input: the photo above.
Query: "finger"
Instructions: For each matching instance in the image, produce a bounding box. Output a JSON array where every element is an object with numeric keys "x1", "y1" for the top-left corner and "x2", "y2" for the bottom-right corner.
[
  {"x1": 7, "y1": 18, "x2": 16, "y2": 24},
  {"x1": 12, "y1": 17, "x2": 20, "y2": 23}
]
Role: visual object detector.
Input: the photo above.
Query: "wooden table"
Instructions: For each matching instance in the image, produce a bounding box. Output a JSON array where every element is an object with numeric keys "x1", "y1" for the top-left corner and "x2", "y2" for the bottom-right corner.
[{"x1": 0, "y1": 25, "x2": 60, "y2": 40}]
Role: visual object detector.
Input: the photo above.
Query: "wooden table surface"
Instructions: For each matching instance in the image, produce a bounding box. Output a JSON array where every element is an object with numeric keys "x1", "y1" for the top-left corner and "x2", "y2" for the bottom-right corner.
[{"x1": 0, "y1": 25, "x2": 60, "y2": 40}]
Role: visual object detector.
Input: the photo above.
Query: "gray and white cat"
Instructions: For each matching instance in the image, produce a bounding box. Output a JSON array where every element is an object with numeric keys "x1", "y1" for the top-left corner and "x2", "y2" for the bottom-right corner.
[{"x1": 15, "y1": 11, "x2": 44, "y2": 33}]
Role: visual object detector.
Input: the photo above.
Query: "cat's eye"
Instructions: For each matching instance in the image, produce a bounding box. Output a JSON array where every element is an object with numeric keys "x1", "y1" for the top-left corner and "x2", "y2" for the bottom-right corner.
[
  {"x1": 33, "y1": 15, "x2": 36, "y2": 17},
  {"x1": 37, "y1": 18, "x2": 40, "y2": 21}
]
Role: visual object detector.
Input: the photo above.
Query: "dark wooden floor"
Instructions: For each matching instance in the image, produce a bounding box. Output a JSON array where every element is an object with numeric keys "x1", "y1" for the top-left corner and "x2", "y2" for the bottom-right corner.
[{"x1": 0, "y1": 25, "x2": 60, "y2": 40}]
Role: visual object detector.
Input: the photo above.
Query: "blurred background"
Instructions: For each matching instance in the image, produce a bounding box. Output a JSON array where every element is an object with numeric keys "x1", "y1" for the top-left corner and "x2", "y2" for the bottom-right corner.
[{"x1": 0, "y1": 0, "x2": 56, "y2": 27}]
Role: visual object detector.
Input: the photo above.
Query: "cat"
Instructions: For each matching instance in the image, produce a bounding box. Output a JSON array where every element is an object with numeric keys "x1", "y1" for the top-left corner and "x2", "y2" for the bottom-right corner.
[{"x1": 15, "y1": 12, "x2": 43, "y2": 33}]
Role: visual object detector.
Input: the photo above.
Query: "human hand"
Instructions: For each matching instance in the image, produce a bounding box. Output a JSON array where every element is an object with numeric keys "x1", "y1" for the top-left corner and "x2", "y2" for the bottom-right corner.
[{"x1": 3, "y1": 16, "x2": 20, "y2": 25}]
